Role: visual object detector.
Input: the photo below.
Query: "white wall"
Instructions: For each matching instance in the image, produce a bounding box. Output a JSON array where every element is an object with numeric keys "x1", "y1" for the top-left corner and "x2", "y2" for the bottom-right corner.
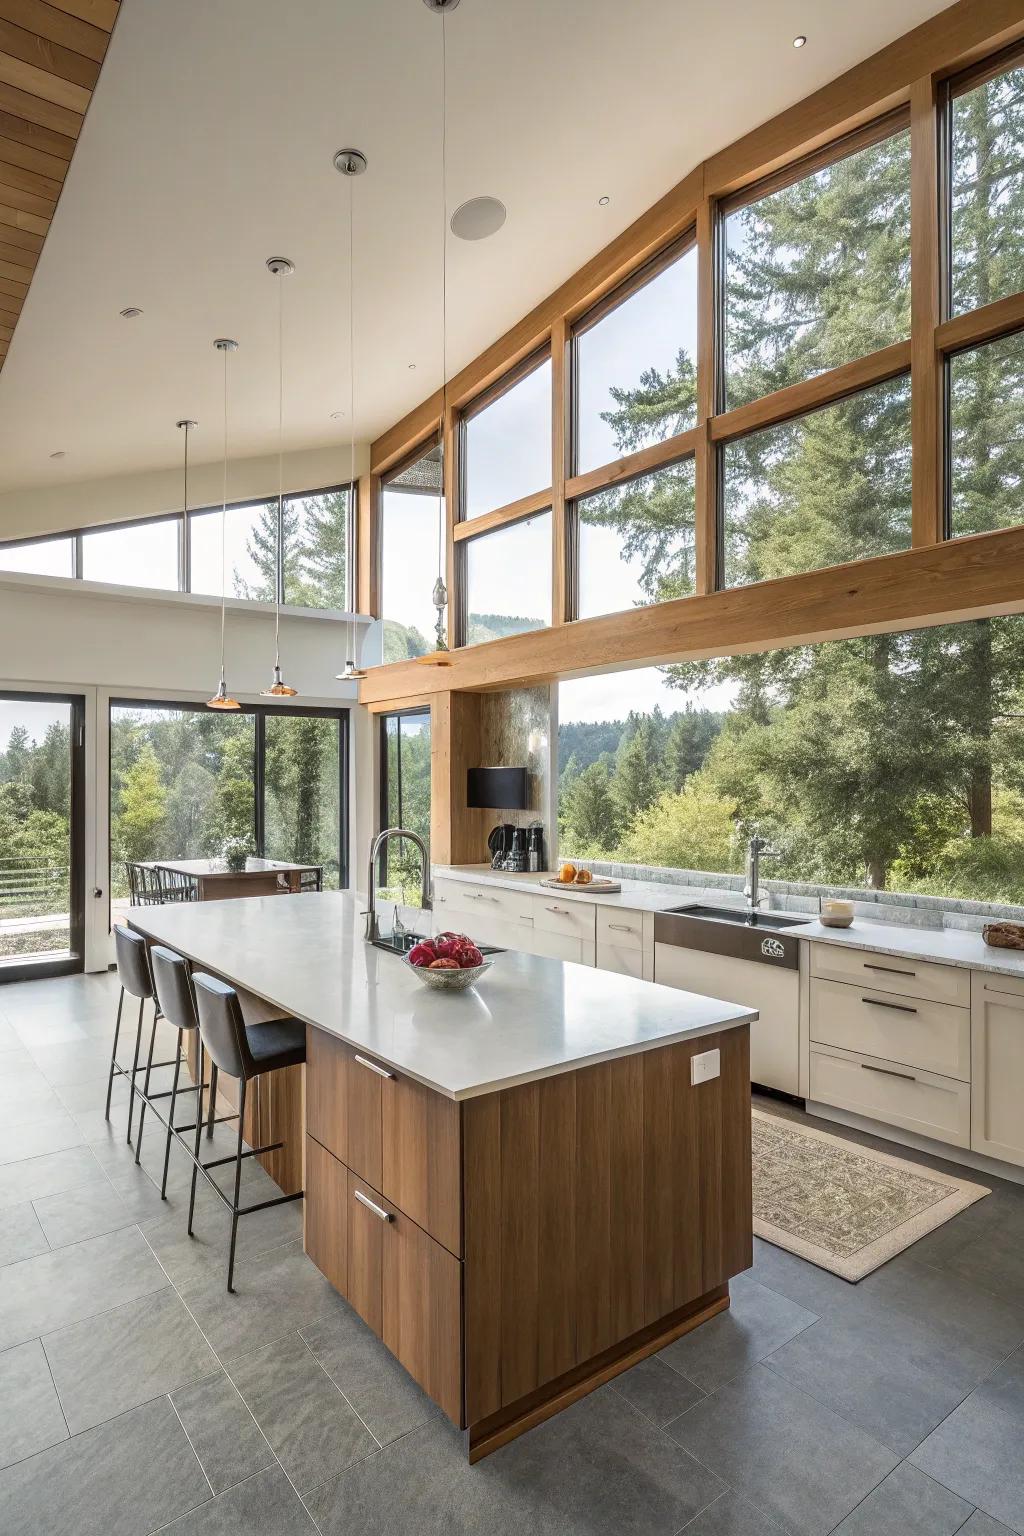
[
  {"x1": 0, "y1": 442, "x2": 369, "y2": 543},
  {"x1": 0, "y1": 574, "x2": 373, "y2": 972}
]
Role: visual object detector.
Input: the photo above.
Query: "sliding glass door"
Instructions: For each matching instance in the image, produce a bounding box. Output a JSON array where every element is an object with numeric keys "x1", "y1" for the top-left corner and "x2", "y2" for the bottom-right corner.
[
  {"x1": 109, "y1": 700, "x2": 348, "y2": 921},
  {"x1": 0, "y1": 692, "x2": 85, "y2": 982}
]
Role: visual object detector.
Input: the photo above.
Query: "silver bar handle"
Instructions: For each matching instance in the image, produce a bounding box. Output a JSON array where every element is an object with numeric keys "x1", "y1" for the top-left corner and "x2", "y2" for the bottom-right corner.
[
  {"x1": 545, "y1": 904, "x2": 567, "y2": 913},
  {"x1": 861, "y1": 996, "x2": 918, "y2": 1015},
  {"x1": 354, "y1": 1189, "x2": 393, "y2": 1222},
  {"x1": 465, "y1": 892, "x2": 497, "y2": 902},
  {"x1": 608, "y1": 923, "x2": 634, "y2": 932},
  {"x1": 861, "y1": 1063, "x2": 916, "y2": 1082},
  {"x1": 354, "y1": 1053, "x2": 394, "y2": 1079},
  {"x1": 863, "y1": 962, "x2": 916, "y2": 977}
]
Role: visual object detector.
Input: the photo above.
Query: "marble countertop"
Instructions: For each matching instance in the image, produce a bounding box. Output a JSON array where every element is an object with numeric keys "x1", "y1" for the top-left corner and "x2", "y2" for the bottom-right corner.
[
  {"x1": 127, "y1": 891, "x2": 755, "y2": 1101},
  {"x1": 435, "y1": 865, "x2": 1024, "y2": 981}
]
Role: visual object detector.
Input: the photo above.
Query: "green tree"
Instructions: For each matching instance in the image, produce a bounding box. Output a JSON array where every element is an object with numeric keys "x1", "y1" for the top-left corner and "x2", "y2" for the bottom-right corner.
[
  {"x1": 116, "y1": 744, "x2": 167, "y2": 864},
  {"x1": 610, "y1": 719, "x2": 660, "y2": 826},
  {"x1": 561, "y1": 760, "x2": 619, "y2": 855},
  {"x1": 618, "y1": 774, "x2": 740, "y2": 873}
]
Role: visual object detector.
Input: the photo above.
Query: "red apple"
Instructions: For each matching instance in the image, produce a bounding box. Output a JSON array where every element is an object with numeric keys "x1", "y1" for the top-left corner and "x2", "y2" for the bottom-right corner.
[
  {"x1": 459, "y1": 945, "x2": 483, "y2": 969},
  {"x1": 408, "y1": 942, "x2": 436, "y2": 968}
]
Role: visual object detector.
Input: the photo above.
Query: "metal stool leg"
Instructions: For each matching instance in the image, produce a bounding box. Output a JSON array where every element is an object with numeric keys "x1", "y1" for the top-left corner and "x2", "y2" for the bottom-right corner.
[
  {"x1": 160, "y1": 1028, "x2": 184, "y2": 1199},
  {"x1": 134, "y1": 1006, "x2": 159, "y2": 1166},
  {"x1": 187, "y1": 1040, "x2": 205, "y2": 1237},
  {"x1": 126, "y1": 997, "x2": 145, "y2": 1145},
  {"x1": 227, "y1": 1076, "x2": 247, "y2": 1293},
  {"x1": 206, "y1": 1063, "x2": 218, "y2": 1138},
  {"x1": 104, "y1": 986, "x2": 125, "y2": 1121}
]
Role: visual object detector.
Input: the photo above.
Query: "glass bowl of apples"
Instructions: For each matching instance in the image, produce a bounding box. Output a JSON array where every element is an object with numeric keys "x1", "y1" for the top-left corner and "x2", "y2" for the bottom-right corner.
[{"x1": 405, "y1": 933, "x2": 492, "y2": 991}]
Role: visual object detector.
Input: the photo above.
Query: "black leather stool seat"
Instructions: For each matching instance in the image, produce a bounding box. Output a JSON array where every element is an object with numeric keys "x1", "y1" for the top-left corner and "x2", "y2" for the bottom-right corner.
[{"x1": 245, "y1": 1018, "x2": 306, "y2": 1072}]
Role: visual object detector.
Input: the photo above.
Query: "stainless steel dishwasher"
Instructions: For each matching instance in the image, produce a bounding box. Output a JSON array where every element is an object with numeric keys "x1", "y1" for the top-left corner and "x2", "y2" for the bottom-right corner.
[{"x1": 653, "y1": 905, "x2": 809, "y2": 1097}]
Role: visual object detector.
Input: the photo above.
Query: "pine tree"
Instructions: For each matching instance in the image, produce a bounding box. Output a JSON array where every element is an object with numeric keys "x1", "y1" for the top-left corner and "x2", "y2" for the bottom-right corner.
[{"x1": 561, "y1": 760, "x2": 619, "y2": 853}]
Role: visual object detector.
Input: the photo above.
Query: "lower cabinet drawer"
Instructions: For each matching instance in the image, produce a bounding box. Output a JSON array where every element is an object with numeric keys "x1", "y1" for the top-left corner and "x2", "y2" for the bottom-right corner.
[
  {"x1": 304, "y1": 1134, "x2": 347, "y2": 1294},
  {"x1": 809, "y1": 1043, "x2": 971, "y2": 1148},
  {"x1": 596, "y1": 908, "x2": 644, "y2": 952},
  {"x1": 810, "y1": 977, "x2": 970, "y2": 1081},
  {"x1": 531, "y1": 895, "x2": 597, "y2": 943}
]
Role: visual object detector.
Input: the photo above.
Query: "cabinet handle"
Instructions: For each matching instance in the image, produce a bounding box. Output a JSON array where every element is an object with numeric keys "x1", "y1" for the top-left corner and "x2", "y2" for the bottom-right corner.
[
  {"x1": 465, "y1": 892, "x2": 497, "y2": 902},
  {"x1": 860, "y1": 996, "x2": 918, "y2": 1015},
  {"x1": 545, "y1": 904, "x2": 567, "y2": 914},
  {"x1": 860, "y1": 1063, "x2": 916, "y2": 1082},
  {"x1": 354, "y1": 1189, "x2": 393, "y2": 1222},
  {"x1": 863, "y1": 962, "x2": 916, "y2": 978},
  {"x1": 608, "y1": 923, "x2": 634, "y2": 933},
  {"x1": 354, "y1": 1053, "x2": 394, "y2": 1079}
]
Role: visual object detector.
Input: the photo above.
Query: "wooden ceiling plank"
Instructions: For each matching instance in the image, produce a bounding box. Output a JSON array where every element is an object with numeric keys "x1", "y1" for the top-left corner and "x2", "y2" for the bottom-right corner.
[
  {"x1": 0, "y1": 253, "x2": 33, "y2": 281},
  {"x1": 0, "y1": 272, "x2": 28, "y2": 297},
  {"x1": 0, "y1": 17, "x2": 100, "y2": 91},
  {"x1": 44, "y1": 0, "x2": 117, "y2": 33},
  {"x1": 0, "y1": 105, "x2": 72, "y2": 157},
  {"x1": 0, "y1": 77, "x2": 83, "y2": 134},
  {"x1": 0, "y1": 302, "x2": 22, "y2": 323},
  {"x1": 0, "y1": 50, "x2": 93, "y2": 113},
  {"x1": 0, "y1": 129, "x2": 65, "y2": 178},
  {"x1": 0, "y1": 212, "x2": 41, "y2": 249},
  {"x1": 0, "y1": 201, "x2": 48, "y2": 234},
  {"x1": 0, "y1": 323, "x2": 14, "y2": 341},
  {"x1": 0, "y1": 236, "x2": 35, "y2": 267},
  {"x1": 0, "y1": 177, "x2": 54, "y2": 215},
  {"x1": 0, "y1": 1, "x2": 109, "y2": 64},
  {"x1": 0, "y1": 153, "x2": 58, "y2": 197}
]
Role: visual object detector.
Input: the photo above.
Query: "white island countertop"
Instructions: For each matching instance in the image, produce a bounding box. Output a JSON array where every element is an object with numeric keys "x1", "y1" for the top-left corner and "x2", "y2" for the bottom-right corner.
[{"x1": 126, "y1": 891, "x2": 755, "y2": 1101}]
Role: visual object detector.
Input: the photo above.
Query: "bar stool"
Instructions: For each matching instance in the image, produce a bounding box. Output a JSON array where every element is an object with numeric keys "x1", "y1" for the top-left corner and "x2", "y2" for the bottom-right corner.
[
  {"x1": 106, "y1": 926, "x2": 173, "y2": 1144},
  {"x1": 149, "y1": 946, "x2": 218, "y2": 1199},
  {"x1": 190, "y1": 973, "x2": 305, "y2": 1292}
]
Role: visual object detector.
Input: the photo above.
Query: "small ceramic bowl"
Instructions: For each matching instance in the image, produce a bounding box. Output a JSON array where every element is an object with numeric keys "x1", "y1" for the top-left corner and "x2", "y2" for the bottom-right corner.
[
  {"x1": 820, "y1": 899, "x2": 855, "y2": 928},
  {"x1": 405, "y1": 957, "x2": 492, "y2": 992}
]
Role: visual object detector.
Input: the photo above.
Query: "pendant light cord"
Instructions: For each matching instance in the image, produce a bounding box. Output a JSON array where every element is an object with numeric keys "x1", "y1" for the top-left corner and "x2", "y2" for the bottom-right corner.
[
  {"x1": 438, "y1": 3, "x2": 447, "y2": 583},
  {"x1": 348, "y1": 169, "x2": 356, "y2": 665},
  {"x1": 276, "y1": 265, "x2": 284, "y2": 669},
  {"x1": 220, "y1": 343, "x2": 229, "y2": 682}
]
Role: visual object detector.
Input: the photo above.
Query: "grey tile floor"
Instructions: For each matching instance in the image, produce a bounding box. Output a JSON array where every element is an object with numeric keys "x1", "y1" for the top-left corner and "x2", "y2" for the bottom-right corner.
[{"x1": 0, "y1": 970, "x2": 1022, "y2": 1535}]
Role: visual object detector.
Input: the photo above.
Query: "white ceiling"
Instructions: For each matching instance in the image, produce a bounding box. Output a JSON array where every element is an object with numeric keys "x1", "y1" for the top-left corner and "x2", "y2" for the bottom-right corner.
[{"x1": 0, "y1": 0, "x2": 950, "y2": 499}]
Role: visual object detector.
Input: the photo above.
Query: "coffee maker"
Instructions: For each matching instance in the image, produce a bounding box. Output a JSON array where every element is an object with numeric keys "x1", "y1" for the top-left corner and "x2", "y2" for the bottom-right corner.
[{"x1": 486, "y1": 823, "x2": 515, "y2": 869}]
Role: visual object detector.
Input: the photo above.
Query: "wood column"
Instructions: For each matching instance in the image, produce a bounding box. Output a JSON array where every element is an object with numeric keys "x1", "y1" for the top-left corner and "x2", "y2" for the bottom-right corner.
[
  {"x1": 695, "y1": 184, "x2": 718, "y2": 595},
  {"x1": 430, "y1": 691, "x2": 489, "y2": 866},
  {"x1": 910, "y1": 75, "x2": 944, "y2": 547},
  {"x1": 551, "y1": 316, "x2": 570, "y2": 623}
]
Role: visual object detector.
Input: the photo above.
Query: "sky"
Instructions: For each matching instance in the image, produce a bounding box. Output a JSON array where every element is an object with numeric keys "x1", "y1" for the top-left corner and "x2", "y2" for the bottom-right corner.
[{"x1": 0, "y1": 697, "x2": 71, "y2": 753}]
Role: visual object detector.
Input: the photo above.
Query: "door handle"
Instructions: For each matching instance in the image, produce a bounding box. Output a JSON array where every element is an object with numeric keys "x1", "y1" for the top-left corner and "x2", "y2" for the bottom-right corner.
[
  {"x1": 608, "y1": 923, "x2": 634, "y2": 933},
  {"x1": 863, "y1": 962, "x2": 916, "y2": 978},
  {"x1": 353, "y1": 1189, "x2": 393, "y2": 1222},
  {"x1": 354, "y1": 1053, "x2": 394, "y2": 1079},
  {"x1": 860, "y1": 996, "x2": 918, "y2": 1015},
  {"x1": 861, "y1": 1063, "x2": 916, "y2": 1082}
]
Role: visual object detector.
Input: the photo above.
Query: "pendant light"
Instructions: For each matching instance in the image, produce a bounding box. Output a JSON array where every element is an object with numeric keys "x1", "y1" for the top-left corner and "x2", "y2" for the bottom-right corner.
[
  {"x1": 426, "y1": 0, "x2": 455, "y2": 651},
  {"x1": 334, "y1": 147, "x2": 368, "y2": 682},
  {"x1": 261, "y1": 256, "x2": 299, "y2": 697},
  {"x1": 207, "y1": 337, "x2": 241, "y2": 710}
]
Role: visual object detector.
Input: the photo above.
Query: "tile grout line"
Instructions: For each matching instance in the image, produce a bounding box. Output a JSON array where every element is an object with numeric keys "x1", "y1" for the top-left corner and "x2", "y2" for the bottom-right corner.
[
  {"x1": 166, "y1": 1391, "x2": 217, "y2": 1503},
  {"x1": 294, "y1": 1327, "x2": 383, "y2": 1452}
]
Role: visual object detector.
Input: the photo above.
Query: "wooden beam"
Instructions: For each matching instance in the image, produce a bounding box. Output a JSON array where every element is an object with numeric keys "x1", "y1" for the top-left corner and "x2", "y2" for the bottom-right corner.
[
  {"x1": 937, "y1": 288, "x2": 1024, "y2": 353},
  {"x1": 443, "y1": 407, "x2": 457, "y2": 648},
  {"x1": 910, "y1": 76, "x2": 944, "y2": 547},
  {"x1": 565, "y1": 426, "x2": 701, "y2": 503},
  {"x1": 430, "y1": 692, "x2": 489, "y2": 866},
  {"x1": 452, "y1": 487, "x2": 553, "y2": 543},
  {"x1": 694, "y1": 193, "x2": 717, "y2": 595},
  {"x1": 551, "y1": 315, "x2": 568, "y2": 624},
  {"x1": 0, "y1": 1, "x2": 112, "y2": 64},
  {"x1": 710, "y1": 341, "x2": 913, "y2": 444},
  {"x1": 359, "y1": 523, "x2": 1024, "y2": 704},
  {"x1": 356, "y1": 471, "x2": 378, "y2": 617}
]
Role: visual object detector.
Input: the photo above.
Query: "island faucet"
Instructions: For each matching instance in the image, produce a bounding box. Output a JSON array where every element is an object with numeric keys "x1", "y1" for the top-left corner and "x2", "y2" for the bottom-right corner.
[
  {"x1": 743, "y1": 833, "x2": 777, "y2": 915},
  {"x1": 364, "y1": 827, "x2": 432, "y2": 942}
]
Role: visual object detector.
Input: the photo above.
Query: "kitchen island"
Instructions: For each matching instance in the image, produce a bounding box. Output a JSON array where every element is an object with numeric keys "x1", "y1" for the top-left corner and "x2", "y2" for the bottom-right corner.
[{"x1": 127, "y1": 891, "x2": 755, "y2": 1460}]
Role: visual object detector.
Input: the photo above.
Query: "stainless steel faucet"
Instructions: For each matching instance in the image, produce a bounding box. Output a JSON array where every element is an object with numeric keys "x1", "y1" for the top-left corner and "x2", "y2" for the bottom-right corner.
[
  {"x1": 364, "y1": 827, "x2": 432, "y2": 942},
  {"x1": 743, "y1": 833, "x2": 776, "y2": 915}
]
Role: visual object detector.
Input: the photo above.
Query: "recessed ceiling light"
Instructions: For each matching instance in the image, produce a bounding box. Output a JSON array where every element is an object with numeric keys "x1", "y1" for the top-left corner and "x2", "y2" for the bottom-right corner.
[
  {"x1": 598, "y1": 195, "x2": 610, "y2": 206},
  {"x1": 119, "y1": 306, "x2": 143, "y2": 318},
  {"x1": 450, "y1": 196, "x2": 506, "y2": 241},
  {"x1": 408, "y1": 363, "x2": 417, "y2": 370},
  {"x1": 49, "y1": 450, "x2": 66, "y2": 459},
  {"x1": 792, "y1": 34, "x2": 807, "y2": 48},
  {"x1": 330, "y1": 410, "x2": 345, "y2": 420}
]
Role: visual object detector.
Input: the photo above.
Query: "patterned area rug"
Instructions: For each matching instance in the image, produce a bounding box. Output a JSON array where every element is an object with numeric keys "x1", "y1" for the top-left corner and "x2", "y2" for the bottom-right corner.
[{"x1": 752, "y1": 1108, "x2": 990, "y2": 1282}]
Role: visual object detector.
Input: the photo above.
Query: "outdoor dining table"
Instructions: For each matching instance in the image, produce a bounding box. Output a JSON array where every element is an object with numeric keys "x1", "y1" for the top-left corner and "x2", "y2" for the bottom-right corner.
[{"x1": 142, "y1": 856, "x2": 321, "y2": 902}]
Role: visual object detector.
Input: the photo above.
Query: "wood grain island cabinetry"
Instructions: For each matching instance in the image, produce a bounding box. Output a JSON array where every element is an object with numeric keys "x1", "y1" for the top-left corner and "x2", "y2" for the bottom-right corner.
[{"x1": 304, "y1": 1021, "x2": 751, "y2": 1460}]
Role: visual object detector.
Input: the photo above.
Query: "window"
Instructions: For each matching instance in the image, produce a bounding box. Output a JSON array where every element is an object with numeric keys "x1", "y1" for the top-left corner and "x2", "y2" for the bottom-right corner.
[
  {"x1": 80, "y1": 518, "x2": 179, "y2": 590},
  {"x1": 189, "y1": 500, "x2": 275, "y2": 600},
  {"x1": 574, "y1": 244, "x2": 698, "y2": 475},
  {"x1": 723, "y1": 124, "x2": 911, "y2": 409},
  {"x1": 381, "y1": 443, "x2": 444, "y2": 661},
  {"x1": 0, "y1": 537, "x2": 75, "y2": 578},
  {"x1": 109, "y1": 700, "x2": 349, "y2": 920},
  {"x1": 559, "y1": 614, "x2": 1024, "y2": 906},
  {"x1": 949, "y1": 330, "x2": 1024, "y2": 537},
  {"x1": 951, "y1": 57, "x2": 1024, "y2": 317},
  {"x1": 576, "y1": 459, "x2": 696, "y2": 619},
  {"x1": 463, "y1": 356, "x2": 552, "y2": 519},
  {"x1": 465, "y1": 513, "x2": 552, "y2": 643},
  {"x1": 282, "y1": 487, "x2": 351, "y2": 609},
  {"x1": 721, "y1": 375, "x2": 911, "y2": 588},
  {"x1": 379, "y1": 708, "x2": 432, "y2": 905}
]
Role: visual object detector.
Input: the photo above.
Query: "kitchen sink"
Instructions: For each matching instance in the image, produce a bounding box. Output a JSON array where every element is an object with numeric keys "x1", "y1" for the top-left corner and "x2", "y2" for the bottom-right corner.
[
  {"x1": 372, "y1": 935, "x2": 505, "y2": 959},
  {"x1": 666, "y1": 904, "x2": 811, "y2": 931}
]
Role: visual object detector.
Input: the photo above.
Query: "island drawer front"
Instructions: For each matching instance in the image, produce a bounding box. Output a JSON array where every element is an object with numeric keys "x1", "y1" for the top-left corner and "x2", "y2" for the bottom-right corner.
[
  {"x1": 809, "y1": 1043, "x2": 970, "y2": 1147},
  {"x1": 382, "y1": 1071, "x2": 462, "y2": 1258},
  {"x1": 809, "y1": 978, "x2": 971, "y2": 1081},
  {"x1": 305, "y1": 1028, "x2": 382, "y2": 1189},
  {"x1": 811, "y1": 945, "x2": 970, "y2": 1008},
  {"x1": 304, "y1": 1135, "x2": 347, "y2": 1296},
  {"x1": 347, "y1": 1169, "x2": 385, "y2": 1337},
  {"x1": 596, "y1": 907, "x2": 644, "y2": 952},
  {"x1": 531, "y1": 895, "x2": 597, "y2": 942},
  {"x1": 433, "y1": 879, "x2": 534, "y2": 927}
]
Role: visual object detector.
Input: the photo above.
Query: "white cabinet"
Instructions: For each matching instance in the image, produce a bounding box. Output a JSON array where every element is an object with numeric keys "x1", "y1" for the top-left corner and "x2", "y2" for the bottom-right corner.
[
  {"x1": 596, "y1": 908, "x2": 645, "y2": 979},
  {"x1": 653, "y1": 941, "x2": 800, "y2": 1096},
  {"x1": 810, "y1": 976, "x2": 971, "y2": 1081},
  {"x1": 971, "y1": 970, "x2": 1024, "y2": 1168},
  {"x1": 809, "y1": 1042, "x2": 971, "y2": 1148}
]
